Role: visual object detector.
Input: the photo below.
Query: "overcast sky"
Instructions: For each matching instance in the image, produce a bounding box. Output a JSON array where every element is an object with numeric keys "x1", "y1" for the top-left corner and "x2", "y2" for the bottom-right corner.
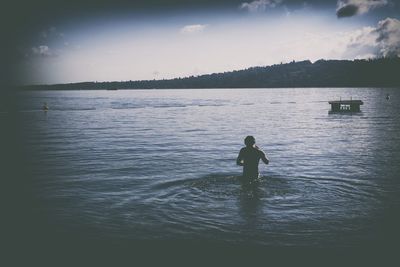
[{"x1": 13, "y1": 0, "x2": 400, "y2": 85}]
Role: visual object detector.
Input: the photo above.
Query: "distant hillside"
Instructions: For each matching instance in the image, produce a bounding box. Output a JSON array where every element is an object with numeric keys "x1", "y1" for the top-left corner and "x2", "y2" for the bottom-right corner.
[{"x1": 21, "y1": 57, "x2": 400, "y2": 90}]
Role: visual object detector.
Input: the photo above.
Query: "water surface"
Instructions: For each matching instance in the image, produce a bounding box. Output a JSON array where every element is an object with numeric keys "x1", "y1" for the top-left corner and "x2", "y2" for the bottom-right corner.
[{"x1": 14, "y1": 88, "x2": 400, "y2": 247}]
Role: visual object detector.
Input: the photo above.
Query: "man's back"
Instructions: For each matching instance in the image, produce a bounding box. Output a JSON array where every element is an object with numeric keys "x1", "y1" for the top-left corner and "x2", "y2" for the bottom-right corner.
[{"x1": 237, "y1": 143, "x2": 269, "y2": 180}]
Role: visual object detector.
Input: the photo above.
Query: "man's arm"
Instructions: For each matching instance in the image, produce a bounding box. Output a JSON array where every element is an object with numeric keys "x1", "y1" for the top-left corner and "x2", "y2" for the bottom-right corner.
[
  {"x1": 260, "y1": 150, "x2": 269, "y2": 165},
  {"x1": 236, "y1": 149, "x2": 244, "y2": 166}
]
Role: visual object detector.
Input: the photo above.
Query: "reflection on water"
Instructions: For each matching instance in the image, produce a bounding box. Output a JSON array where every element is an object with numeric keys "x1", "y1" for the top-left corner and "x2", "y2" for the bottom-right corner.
[
  {"x1": 9, "y1": 88, "x2": 400, "y2": 248},
  {"x1": 238, "y1": 179, "x2": 263, "y2": 232}
]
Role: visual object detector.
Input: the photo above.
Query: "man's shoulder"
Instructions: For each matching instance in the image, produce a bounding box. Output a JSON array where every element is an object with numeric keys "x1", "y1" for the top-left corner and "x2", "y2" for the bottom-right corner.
[{"x1": 257, "y1": 148, "x2": 266, "y2": 155}]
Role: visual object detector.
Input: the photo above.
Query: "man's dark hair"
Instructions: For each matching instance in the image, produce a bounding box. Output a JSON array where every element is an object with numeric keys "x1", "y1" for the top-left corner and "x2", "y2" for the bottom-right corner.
[{"x1": 244, "y1": 136, "x2": 255, "y2": 147}]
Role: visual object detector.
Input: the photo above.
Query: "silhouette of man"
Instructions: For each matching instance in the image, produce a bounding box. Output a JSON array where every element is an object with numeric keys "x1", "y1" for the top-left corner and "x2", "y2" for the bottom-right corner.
[{"x1": 237, "y1": 136, "x2": 269, "y2": 182}]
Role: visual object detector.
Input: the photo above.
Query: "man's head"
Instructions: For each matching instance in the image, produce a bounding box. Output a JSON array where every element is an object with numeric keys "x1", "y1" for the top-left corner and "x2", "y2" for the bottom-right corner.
[{"x1": 244, "y1": 136, "x2": 255, "y2": 147}]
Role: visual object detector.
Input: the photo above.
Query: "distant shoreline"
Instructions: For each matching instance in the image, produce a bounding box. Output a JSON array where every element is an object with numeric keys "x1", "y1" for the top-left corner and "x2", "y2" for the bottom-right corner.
[
  {"x1": 17, "y1": 86, "x2": 399, "y2": 91},
  {"x1": 18, "y1": 57, "x2": 400, "y2": 90}
]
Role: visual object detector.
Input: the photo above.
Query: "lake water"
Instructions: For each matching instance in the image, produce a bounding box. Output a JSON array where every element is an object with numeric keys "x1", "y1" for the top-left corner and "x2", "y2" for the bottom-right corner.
[{"x1": 10, "y1": 88, "x2": 400, "y2": 248}]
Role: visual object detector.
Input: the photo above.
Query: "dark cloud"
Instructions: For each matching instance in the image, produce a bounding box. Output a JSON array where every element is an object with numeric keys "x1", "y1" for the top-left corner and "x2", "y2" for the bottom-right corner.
[
  {"x1": 240, "y1": 0, "x2": 283, "y2": 12},
  {"x1": 336, "y1": 0, "x2": 388, "y2": 18},
  {"x1": 336, "y1": 4, "x2": 359, "y2": 17}
]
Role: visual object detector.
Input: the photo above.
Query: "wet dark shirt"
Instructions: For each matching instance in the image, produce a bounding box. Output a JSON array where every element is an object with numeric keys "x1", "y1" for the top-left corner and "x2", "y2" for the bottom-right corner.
[{"x1": 237, "y1": 147, "x2": 266, "y2": 179}]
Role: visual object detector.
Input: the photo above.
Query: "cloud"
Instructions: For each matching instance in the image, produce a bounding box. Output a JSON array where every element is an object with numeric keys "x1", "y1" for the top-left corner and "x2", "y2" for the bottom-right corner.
[
  {"x1": 31, "y1": 45, "x2": 57, "y2": 57},
  {"x1": 180, "y1": 24, "x2": 207, "y2": 34},
  {"x1": 40, "y1": 26, "x2": 65, "y2": 40},
  {"x1": 19, "y1": 26, "x2": 79, "y2": 60},
  {"x1": 345, "y1": 26, "x2": 379, "y2": 57},
  {"x1": 336, "y1": 0, "x2": 388, "y2": 18},
  {"x1": 374, "y1": 18, "x2": 400, "y2": 57},
  {"x1": 345, "y1": 17, "x2": 400, "y2": 58},
  {"x1": 354, "y1": 53, "x2": 376, "y2": 59},
  {"x1": 17, "y1": 26, "x2": 65, "y2": 59},
  {"x1": 240, "y1": 0, "x2": 283, "y2": 13}
]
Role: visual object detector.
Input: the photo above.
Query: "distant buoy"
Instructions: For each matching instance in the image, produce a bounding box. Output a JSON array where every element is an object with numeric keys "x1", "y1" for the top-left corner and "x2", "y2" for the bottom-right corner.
[
  {"x1": 42, "y1": 102, "x2": 49, "y2": 111},
  {"x1": 386, "y1": 94, "x2": 390, "y2": 101}
]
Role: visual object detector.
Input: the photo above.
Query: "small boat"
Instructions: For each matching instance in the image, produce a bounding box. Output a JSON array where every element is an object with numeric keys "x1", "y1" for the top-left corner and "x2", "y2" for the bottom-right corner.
[
  {"x1": 328, "y1": 99, "x2": 363, "y2": 113},
  {"x1": 386, "y1": 94, "x2": 390, "y2": 100}
]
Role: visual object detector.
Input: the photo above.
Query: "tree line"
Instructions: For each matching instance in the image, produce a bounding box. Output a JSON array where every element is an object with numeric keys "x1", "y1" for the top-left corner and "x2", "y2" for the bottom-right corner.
[{"x1": 21, "y1": 57, "x2": 400, "y2": 90}]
